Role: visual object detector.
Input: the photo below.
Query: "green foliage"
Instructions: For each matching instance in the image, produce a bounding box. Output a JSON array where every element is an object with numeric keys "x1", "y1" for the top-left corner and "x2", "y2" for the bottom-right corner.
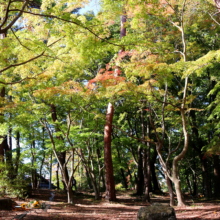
[{"x1": 0, "y1": 163, "x2": 29, "y2": 198}]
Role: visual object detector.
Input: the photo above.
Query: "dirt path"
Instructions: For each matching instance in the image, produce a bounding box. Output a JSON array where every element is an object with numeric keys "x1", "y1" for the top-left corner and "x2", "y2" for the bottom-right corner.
[{"x1": 1, "y1": 190, "x2": 220, "y2": 220}]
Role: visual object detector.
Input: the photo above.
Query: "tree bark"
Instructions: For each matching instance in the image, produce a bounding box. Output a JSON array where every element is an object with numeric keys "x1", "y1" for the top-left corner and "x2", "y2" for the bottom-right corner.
[
  {"x1": 37, "y1": 128, "x2": 46, "y2": 189},
  {"x1": 186, "y1": 174, "x2": 192, "y2": 195},
  {"x1": 84, "y1": 166, "x2": 93, "y2": 190},
  {"x1": 0, "y1": 87, "x2": 6, "y2": 163},
  {"x1": 51, "y1": 104, "x2": 69, "y2": 190},
  {"x1": 56, "y1": 163, "x2": 60, "y2": 190},
  {"x1": 0, "y1": 137, "x2": 8, "y2": 163},
  {"x1": 103, "y1": 10, "x2": 127, "y2": 201},
  {"x1": 31, "y1": 140, "x2": 37, "y2": 189},
  {"x1": 14, "y1": 132, "x2": 20, "y2": 176},
  {"x1": 214, "y1": 155, "x2": 220, "y2": 198},
  {"x1": 104, "y1": 103, "x2": 116, "y2": 201},
  {"x1": 67, "y1": 184, "x2": 74, "y2": 204},
  {"x1": 136, "y1": 146, "x2": 144, "y2": 195},
  {"x1": 165, "y1": 174, "x2": 175, "y2": 206},
  {"x1": 142, "y1": 112, "x2": 151, "y2": 202},
  {"x1": 150, "y1": 146, "x2": 160, "y2": 192},
  {"x1": 116, "y1": 145, "x2": 127, "y2": 190},
  {"x1": 200, "y1": 156, "x2": 211, "y2": 197}
]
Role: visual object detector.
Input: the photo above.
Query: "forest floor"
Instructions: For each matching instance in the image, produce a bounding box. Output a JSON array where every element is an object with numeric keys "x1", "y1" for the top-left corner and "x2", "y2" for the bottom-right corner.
[{"x1": 1, "y1": 189, "x2": 220, "y2": 220}]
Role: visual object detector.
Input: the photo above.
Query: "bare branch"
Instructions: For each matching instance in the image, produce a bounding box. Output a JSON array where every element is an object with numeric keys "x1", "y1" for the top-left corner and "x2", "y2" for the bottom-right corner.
[
  {"x1": 0, "y1": 0, "x2": 29, "y2": 34},
  {"x1": 11, "y1": 28, "x2": 32, "y2": 51},
  {"x1": 8, "y1": 9, "x2": 127, "y2": 47},
  {"x1": 0, "y1": 0, "x2": 12, "y2": 29},
  {"x1": 208, "y1": 12, "x2": 220, "y2": 26},
  {"x1": 0, "y1": 36, "x2": 65, "y2": 74}
]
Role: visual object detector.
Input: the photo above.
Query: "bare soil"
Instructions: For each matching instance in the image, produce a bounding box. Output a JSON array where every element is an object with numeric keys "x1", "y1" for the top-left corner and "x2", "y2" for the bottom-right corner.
[{"x1": 0, "y1": 189, "x2": 220, "y2": 220}]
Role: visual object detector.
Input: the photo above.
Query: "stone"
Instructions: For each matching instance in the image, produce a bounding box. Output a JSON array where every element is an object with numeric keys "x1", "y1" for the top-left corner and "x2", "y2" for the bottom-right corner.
[
  {"x1": 0, "y1": 198, "x2": 13, "y2": 210},
  {"x1": 137, "y1": 203, "x2": 176, "y2": 220}
]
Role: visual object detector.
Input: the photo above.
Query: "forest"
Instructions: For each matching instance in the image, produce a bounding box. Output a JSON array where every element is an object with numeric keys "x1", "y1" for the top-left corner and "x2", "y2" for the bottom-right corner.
[{"x1": 1, "y1": 0, "x2": 220, "y2": 219}]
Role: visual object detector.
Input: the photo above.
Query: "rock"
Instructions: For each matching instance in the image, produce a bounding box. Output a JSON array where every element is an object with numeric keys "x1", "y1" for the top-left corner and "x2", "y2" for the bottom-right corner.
[
  {"x1": 0, "y1": 198, "x2": 13, "y2": 210},
  {"x1": 137, "y1": 203, "x2": 176, "y2": 220}
]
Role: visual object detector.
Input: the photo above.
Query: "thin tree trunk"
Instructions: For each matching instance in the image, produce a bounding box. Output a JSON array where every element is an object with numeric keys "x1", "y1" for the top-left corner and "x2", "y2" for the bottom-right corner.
[
  {"x1": 14, "y1": 132, "x2": 20, "y2": 176},
  {"x1": 31, "y1": 140, "x2": 37, "y2": 189},
  {"x1": 56, "y1": 163, "x2": 60, "y2": 190},
  {"x1": 101, "y1": 169, "x2": 105, "y2": 190},
  {"x1": 104, "y1": 103, "x2": 116, "y2": 201},
  {"x1": 84, "y1": 166, "x2": 93, "y2": 189},
  {"x1": 0, "y1": 87, "x2": 6, "y2": 163},
  {"x1": 37, "y1": 128, "x2": 45, "y2": 189},
  {"x1": 67, "y1": 184, "x2": 74, "y2": 203},
  {"x1": 136, "y1": 146, "x2": 144, "y2": 195},
  {"x1": 165, "y1": 174, "x2": 175, "y2": 206},
  {"x1": 186, "y1": 175, "x2": 192, "y2": 195},
  {"x1": 192, "y1": 172, "x2": 197, "y2": 196},
  {"x1": 201, "y1": 156, "x2": 211, "y2": 197},
  {"x1": 0, "y1": 30, "x2": 6, "y2": 163},
  {"x1": 150, "y1": 146, "x2": 160, "y2": 192},
  {"x1": 142, "y1": 112, "x2": 151, "y2": 202},
  {"x1": 51, "y1": 104, "x2": 69, "y2": 190},
  {"x1": 6, "y1": 128, "x2": 13, "y2": 178},
  {"x1": 116, "y1": 146, "x2": 127, "y2": 189}
]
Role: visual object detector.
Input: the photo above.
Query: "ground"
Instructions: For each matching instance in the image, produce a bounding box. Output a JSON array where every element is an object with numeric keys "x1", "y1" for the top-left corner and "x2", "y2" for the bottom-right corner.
[{"x1": 1, "y1": 189, "x2": 220, "y2": 220}]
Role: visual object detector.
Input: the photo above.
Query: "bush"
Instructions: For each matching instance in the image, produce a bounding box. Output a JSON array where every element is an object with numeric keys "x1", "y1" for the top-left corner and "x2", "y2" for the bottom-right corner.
[
  {"x1": 115, "y1": 183, "x2": 125, "y2": 191},
  {"x1": 0, "y1": 163, "x2": 29, "y2": 198}
]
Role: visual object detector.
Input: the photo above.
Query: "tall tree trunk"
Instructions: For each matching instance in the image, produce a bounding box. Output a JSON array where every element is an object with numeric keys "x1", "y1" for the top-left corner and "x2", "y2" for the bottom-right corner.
[
  {"x1": 14, "y1": 132, "x2": 20, "y2": 176},
  {"x1": 56, "y1": 163, "x2": 60, "y2": 190},
  {"x1": 101, "y1": 169, "x2": 105, "y2": 190},
  {"x1": 84, "y1": 166, "x2": 93, "y2": 190},
  {"x1": 0, "y1": 87, "x2": 6, "y2": 163},
  {"x1": 136, "y1": 146, "x2": 144, "y2": 195},
  {"x1": 116, "y1": 146, "x2": 127, "y2": 190},
  {"x1": 192, "y1": 172, "x2": 197, "y2": 196},
  {"x1": 214, "y1": 155, "x2": 220, "y2": 198},
  {"x1": 165, "y1": 174, "x2": 175, "y2": 206},
  {"x1": 31, "y1": 140, "x2": 37, "y2": 189},
  {"x1": 200, "y1": 156, "x2": 211, "y2": 197},
  {"x1": 67, "y1": 184, "x2": 74, "y2": 203},
  {"x1": 37, "y1": 128, "x2": 46, "y2": 189},
  {"x1": 104, "y1": 103, "x2": 116, "y2": 201},
  {"x1": 142, "y1": 112, "x2": 151, "y2": 202},
  {"x1": 150, "y1": 146, "x2": 160, "y2": 192},
  {"x1": 5, "y1": 127, "x2": 13, "y2": 178},
  {"x1": 186, "y1": 174, "x2": 192, "y2": 195},
  {"x1": 103, "y1": 11, "x2": 127, "y2": 202},
  {"x1": 51, "y1": 104, "x2": 69, "y2": 190},
  {"x1": 0, "y1": 137, "x2": 8, "y2": 163},
  {"x1": 0, "y1": 30, "x2": 7, "y2": 163}
]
